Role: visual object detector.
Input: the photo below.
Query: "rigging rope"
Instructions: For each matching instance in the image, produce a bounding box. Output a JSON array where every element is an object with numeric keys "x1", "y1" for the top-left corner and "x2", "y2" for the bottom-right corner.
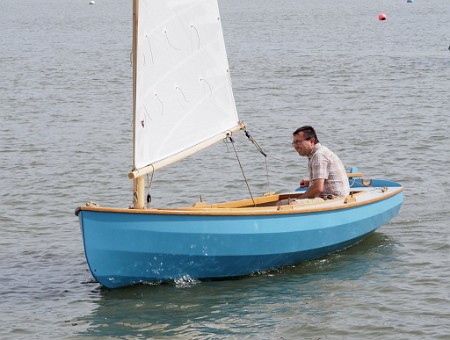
[
  {"x1": 146, "y1": 167, "x2": 155, "y2": 208},
  {"x1": 225, "y1": 129, "x2": 295, "y2": 202},
  {"x1": 228, "y1": 136, "x2": 256, "y2": 206},
  {"x1": 227, "y1": 128, "x2": 292, "y2": 202},
  {"x1": 243, "y1": 129, "x2": 294, "y2": 165},
  {"x1": 244, "y1": 129, "x2": 275, "y2": 194},
  {"x1": 244, "y1": 129, "x2": 267, "y2": 157}
]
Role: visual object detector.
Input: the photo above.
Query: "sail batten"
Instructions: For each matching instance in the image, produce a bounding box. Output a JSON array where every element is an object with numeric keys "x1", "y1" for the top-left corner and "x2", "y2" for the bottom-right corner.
[{"x1": 133, "y1": 0, "x2": 240, "y2": 171}]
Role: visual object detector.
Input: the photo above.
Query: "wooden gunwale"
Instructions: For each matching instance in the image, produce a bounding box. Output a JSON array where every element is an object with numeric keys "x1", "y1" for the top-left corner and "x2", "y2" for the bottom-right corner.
[{"x1": 76, "y1": 187, "x2": 403, "y2": 217}]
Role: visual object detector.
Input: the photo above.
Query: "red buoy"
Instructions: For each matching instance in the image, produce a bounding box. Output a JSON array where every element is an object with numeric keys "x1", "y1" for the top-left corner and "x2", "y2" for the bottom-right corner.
[{"x1": 378, "y1": 13, "x2": 387, "y2": 21}]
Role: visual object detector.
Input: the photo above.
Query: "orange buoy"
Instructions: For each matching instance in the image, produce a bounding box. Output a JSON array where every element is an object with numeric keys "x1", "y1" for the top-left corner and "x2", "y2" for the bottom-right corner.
[{"x1": 378, "y1": 13, "x2": 387, "y2": 21}]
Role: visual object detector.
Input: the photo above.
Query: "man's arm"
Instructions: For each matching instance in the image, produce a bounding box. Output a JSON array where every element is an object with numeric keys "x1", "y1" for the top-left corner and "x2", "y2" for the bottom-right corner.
[{"x1": 299, "y1": 178, "x2": 324, "y2": 198}]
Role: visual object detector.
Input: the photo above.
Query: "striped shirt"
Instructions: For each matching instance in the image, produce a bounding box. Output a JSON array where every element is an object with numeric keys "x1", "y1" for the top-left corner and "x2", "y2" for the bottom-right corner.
[{"x1": 307, "y1": 143, "x2": 350, "y2": 197}]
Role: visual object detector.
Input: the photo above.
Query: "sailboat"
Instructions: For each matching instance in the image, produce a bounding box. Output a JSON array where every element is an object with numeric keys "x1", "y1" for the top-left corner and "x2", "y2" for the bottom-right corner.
[{"x1": 76, "y1": 0, "x2": 403, "y2": 289}]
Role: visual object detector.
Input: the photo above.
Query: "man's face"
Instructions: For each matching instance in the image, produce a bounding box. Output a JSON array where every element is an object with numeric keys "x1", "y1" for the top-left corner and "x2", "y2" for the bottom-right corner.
[{"x1": 292, "y1": 132, "x2": 314, "y2": 157}]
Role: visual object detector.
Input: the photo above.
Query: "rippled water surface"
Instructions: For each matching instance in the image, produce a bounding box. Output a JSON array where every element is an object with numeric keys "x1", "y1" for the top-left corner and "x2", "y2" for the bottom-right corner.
[{"x1": 1, "y1": 0, "x2": 449, "y2": 338}]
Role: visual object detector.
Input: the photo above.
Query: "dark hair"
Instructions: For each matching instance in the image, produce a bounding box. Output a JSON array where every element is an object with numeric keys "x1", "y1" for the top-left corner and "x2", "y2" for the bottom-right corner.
[{"x1": 293, "y1": 126, "x2": 319, "y2": 143}]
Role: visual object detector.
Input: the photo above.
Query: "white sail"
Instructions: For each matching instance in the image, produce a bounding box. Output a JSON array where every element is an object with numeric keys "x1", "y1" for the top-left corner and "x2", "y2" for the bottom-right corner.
[{"x1": 134, "y1": 0, "x2": 241, "y2": 171}]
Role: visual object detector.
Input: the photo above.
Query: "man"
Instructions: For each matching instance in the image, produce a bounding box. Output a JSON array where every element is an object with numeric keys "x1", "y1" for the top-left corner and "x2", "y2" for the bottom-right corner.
[{"x1": 288, "y1": 125, "x2": 350, "y2": 203}]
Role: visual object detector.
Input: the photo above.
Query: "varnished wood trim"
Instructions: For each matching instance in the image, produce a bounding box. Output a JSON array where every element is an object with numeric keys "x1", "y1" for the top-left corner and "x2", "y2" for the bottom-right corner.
[{"x1": 76, "y1": 187, "x2": 403, "y2": 217}]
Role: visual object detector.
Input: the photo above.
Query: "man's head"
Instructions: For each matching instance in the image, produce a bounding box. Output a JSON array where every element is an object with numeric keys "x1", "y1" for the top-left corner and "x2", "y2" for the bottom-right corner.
[{"x1": 292, "y1": 126, "x2": 319, "y2": 157}]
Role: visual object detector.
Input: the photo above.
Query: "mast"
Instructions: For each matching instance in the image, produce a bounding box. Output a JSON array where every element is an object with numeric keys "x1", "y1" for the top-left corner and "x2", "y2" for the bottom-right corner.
[{"x1": 132, "y1": 0, "x2": 145, "y2": 209}]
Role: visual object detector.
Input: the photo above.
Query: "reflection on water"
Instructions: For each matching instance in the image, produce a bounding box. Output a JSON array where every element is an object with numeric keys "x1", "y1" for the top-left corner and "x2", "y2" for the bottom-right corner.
[{"x1": 79, "y1": 233, "x2": 395, "y2": 338}]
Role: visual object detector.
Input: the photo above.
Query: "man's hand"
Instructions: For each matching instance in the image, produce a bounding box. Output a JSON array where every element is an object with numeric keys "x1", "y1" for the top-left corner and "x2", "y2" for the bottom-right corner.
[{"x1": 300, "y1": 178, "x2": 310, "y2": 188}]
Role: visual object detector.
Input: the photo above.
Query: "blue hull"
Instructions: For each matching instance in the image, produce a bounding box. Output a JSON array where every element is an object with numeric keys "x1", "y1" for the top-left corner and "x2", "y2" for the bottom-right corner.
[{"x1": 78, "y1": 186, "x2": 403, "y2": 288}]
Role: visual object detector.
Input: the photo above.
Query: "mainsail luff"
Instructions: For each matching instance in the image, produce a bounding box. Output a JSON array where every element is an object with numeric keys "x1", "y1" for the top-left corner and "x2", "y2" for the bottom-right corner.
[{"x1": 132, "y1": 0, "x2": 138, "y2": 158}]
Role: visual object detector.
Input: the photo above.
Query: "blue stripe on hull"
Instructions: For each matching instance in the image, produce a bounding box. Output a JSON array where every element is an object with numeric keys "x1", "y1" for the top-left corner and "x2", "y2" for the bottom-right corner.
[{"x1": 79, "y1": 192, "x2": 403, "y2": 288}]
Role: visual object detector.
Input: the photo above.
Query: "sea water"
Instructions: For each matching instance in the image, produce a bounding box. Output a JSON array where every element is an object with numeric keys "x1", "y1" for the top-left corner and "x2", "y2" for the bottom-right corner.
[{"x1": 0, "y1": 0, "x2": 449, "y2": 338}]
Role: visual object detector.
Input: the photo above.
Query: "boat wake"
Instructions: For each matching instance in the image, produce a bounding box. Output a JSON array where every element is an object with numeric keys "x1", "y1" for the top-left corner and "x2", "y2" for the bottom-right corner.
[{"x1": 174, "y1": 275, "x2": 200, "y2": 288}]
